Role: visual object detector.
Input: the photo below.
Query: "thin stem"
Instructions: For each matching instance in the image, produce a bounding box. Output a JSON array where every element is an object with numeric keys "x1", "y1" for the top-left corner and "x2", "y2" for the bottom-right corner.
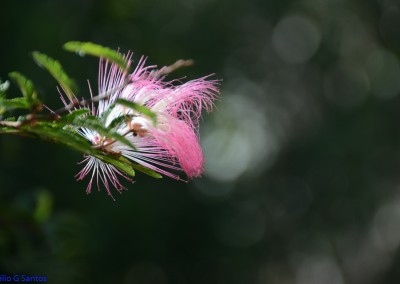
[
  {"x1": 152, "y1": 59, "x2": 194, "y2": 78},
  {"x1": 94, "y1": 128, "x2": 133, "y2": 150}
]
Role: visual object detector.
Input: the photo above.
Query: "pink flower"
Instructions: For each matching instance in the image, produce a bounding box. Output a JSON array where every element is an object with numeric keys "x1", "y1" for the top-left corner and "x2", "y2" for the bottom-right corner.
[{"x1": 61, "y1": 53, "x2": 219, "y2": 198}]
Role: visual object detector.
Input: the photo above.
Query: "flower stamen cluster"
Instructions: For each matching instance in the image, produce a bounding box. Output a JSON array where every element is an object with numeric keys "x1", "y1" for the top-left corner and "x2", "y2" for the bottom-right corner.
[{"x1": 61, "y1": 53, "x2": 219, "y2": 198}]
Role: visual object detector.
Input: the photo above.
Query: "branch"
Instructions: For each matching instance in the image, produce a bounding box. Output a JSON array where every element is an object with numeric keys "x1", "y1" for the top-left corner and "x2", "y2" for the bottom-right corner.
[
  {"x1": 53, "y1": 77, "x2": 132, "y2": 116},
  {"x1": 0, "y1": 58, "x2": 192, "y2": 130}
]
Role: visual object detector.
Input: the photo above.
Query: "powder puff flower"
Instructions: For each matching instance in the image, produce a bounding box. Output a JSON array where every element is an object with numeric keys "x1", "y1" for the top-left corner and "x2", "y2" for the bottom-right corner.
[{"x1": 60, "y1": 53, "x2": 219, "y2": 198}]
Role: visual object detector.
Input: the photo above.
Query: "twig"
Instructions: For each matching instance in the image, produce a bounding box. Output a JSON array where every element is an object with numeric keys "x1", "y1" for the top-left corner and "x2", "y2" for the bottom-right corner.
[
  {"x1": 0, "y1": 121, "x2": 21, "y2": 127},
  {"x1": 1, "y1": 76, "x2": 132, "y2": 129},
  {"x1": 152, "y1": 59, "x2": 194, "y2": 78},
  {"x1": 93, "y1": 128, "x2": 133, "y2": 151}
]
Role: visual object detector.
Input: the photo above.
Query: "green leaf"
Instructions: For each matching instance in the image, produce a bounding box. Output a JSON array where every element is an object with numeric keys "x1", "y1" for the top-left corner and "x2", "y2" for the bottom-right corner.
[
  {"x1": 23, "y1": 122, "x2": 97, "y2": 156},
  {"x1": 18, "y1": 121, "x2": 136, "y2": 178},
  {"x1": 100, "y1": 102, "x2": 129, "y2": 128},
  {"x1": 0, "y1": 97, "x2": 30, "y2": 110},
  {"x1": 108, "y1": 115, "x2": 126, "y2": 129},
  {"x1": 32, "y1": 51, "x2": 77, "y2": 98},
  {"x1": 9, "y1": 71, "x2": 41, "y2": 108},
  {"x1": 9, "y1": 72, "x2": 36, "y2": 100},
  {"x1": 17, "y1": 114, "x2": 29, "y2": 121},
  {"x1": 0, "y1": 125, "x2": 21, "y2": 134},
  {"x1": 130, "y1": 163, "x2": 162, "y2": 179},
  {"x1": 63, "y1": 108, "x2": 90, "y2": 123},
  {"x1": 116, "y1": 98, "x2": 157, "y2": 125},
  {"x1": 63, "y1": 41, "x2": 128, "y2": 71},
  {"x1": 66, "y1": 115, "x2": 136, "y2": 149},
  {"x1": 3, "y1": 117, "x2": 16, "y2": 121},
  {"x1": 95, "y1": 155, "x2": 135, "y2": 177},
  {"x1": 0, "y1": 80, "x2": 10, "y2": 96},
  {"x1": 32, "y1": 120, "x2": 136, "y2": 177},
  {"x1": 100, "y1": 102, "x2": 117, "y2": 123},
  {"x1": 97, "y1": 152, "x2": 161, "y2": 179}
]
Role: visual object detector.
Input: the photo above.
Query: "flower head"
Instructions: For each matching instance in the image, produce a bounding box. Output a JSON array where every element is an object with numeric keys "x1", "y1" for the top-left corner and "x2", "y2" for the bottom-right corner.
[{"x1": 61, "y1": 52, "x2": 219, "y2": 198}]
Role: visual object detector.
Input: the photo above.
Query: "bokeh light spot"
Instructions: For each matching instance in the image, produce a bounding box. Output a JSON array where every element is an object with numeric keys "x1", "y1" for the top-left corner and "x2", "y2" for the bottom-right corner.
[
  {"x1": 272, "y1": 15, "x2": 321, "y2": 64},
  {"x1": 366, "y1": 48, "x2": 400, "y2": 99},
  {"x1": 202, "y1": 91, "x2": 278, "y2": 182},
  {"x1": 324, "y1": 64, "x2": 369, "y2": 107}
]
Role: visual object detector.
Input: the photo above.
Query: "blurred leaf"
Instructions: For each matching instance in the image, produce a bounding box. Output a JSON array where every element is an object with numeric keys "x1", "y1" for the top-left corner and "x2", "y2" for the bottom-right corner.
[
  {"x1": 9, "y1": 72, "x2": 37, "y2": 100},
  {"x1": 0, "y1": 97, "x2": 30, "y2": 113},
  {"x1": 32, "y1": 51, "x2": 77, "y2": 98},
  {"x1": 3, "y1": 117, "x2": 16, "y2": 121},
  {"x1": 63, "y1": 41, "x2": 128, "y2": 71},
  {"x1": 33, "y1": 190, "x2": 53, "y2": 223},
  {"x1": 17, "y1": 115, "x2": 28, "y2": 121},
  {"x1": 9, "y1": 71, "x2": 41, "y2": 109},
  {"x1": 116, "y1": 98, "x2": 157, "y2": 125},
  {"x1": 0, "y1": 126, "x2": 20, "y2": 134}
]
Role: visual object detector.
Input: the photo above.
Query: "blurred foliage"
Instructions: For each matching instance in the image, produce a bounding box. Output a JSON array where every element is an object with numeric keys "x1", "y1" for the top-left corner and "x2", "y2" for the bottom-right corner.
[{"x1": 2, "y1": 0, "x2": 400, "y2": 283}]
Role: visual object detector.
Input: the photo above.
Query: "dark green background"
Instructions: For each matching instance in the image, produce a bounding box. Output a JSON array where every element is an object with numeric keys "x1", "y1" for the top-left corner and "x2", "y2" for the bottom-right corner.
[{"x1": 2, "y1": 0, "x2": 400, "y2": 283}]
